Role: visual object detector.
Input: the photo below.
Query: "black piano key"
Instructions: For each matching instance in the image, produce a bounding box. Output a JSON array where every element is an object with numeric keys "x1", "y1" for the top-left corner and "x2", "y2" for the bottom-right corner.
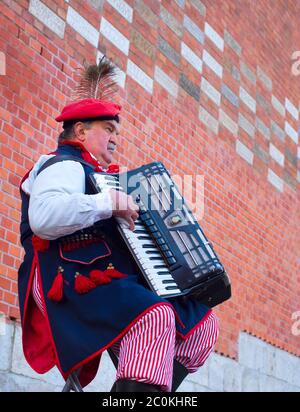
[{"x1": 157, "y1": 271, "x2": 171, "y2": 275}]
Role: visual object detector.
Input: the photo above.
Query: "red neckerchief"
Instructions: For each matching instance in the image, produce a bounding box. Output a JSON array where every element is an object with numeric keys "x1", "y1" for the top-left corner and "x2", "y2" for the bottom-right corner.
[{"x1": 59, "y1": 140, "x2": 119, "y2": 173}]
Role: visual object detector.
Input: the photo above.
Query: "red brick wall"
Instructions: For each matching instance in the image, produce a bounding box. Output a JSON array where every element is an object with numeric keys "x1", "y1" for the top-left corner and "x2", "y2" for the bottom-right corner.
[{"x1": 0, "y1": 0, "x2": 299, "y2": 360}]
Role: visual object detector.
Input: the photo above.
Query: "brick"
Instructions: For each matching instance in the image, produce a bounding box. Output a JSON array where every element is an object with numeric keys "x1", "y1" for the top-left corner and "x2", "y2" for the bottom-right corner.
[
  {"x1": 154, "y1": 66, "x2": 178, "y2": 98},
  {"x1": 240, "y1": 87, "x2": 256, "y2": 113},
  {"x1": 190, "y1": 0, "x2": 206, "y2": 16},
  {"x1": 134, "y1": 0, "x2": 158, "y2": 29},
  {"x1": 256, "y1": 117, "x2": 270, "y2": 140},
  {"x1": 285, "y1": 98, "x2": 298, "y2": 120},
  {"x1": 181, "y1": 42, "x2": 202, "y2": 73},
  {"x1": 269, "y1": 143, "x2": 284, "y2": 166},
  {"x1": 87, "y1": 0, "x2": 104, "y2": 11},
  {"x1": 67, "y1": 6, "x2": 99, "y2": 47},
  {"x1": 201, "y1": 77, "x2": 221, "y2": 106},
  {"x1": 199, "y1": 106, "x2": 219, "y2": 134},
  {"x1": 268, "y1": 168, "x2": 283, "y2": 192},
  {"x1": 224, "y1": 30, "x2": 242, "y2": 56},
  {"x1": 285, "y1": 121, "x2": 298, "y2": 144},
  {"x1": 256, "y1": 91, "x2": 271, "y2": 115},
  {"x1": 271, "y1": 95, "x2": 285, "y2": 117},
  {"x1": 240, "y1": 62, "x2": 256, "y2": 85},
  {"x1": 106, "y1": 0, "x2": 133, "y2": 23},
  {"x1": 257, "y1": 66, "x2": 272, "y2": 91},
  {"x1": 204, "y1": 22, "x2": 224, "y2": 51},
  {"x1": 158, "y1": 36, "x2": 180, "y2": 67},
  {"x1": 130, "y1": 29, "x2": 155, "y2": 60},
  {"x1": 29, "y1": 0, "x2": 65, "y2": 39},
  {"x1": 179, "y1": 73, "x2": 200, "y2": 101},
  {"x1": 100, "y1": 17, "x2": 129, "y2": 55},
  {"x1": 220, "y1": 109, "x2": 238, "y2": 136},
  {"x1": 221, "y1": 84, "x2": 239, "y2": 107},
  {"x1": 283, "y1": 170, "x2": 297, "y2": 191},
  {"x1": 253, "y1": 143, "x2": 269, "y2": 164},
  {"x1": 160, "y1": 6, "x2": 183, "y2": 38},
  {"x1": 238, "y1": 113, "x2": 255, "y2": 138},
  {"x1": 236, "y1": 140, "x2": 254, "y2": 165},
  {"x1": 183, "y1": 15, "x2": 204, "y2": 44},
  {"x1": 0, "y1": 276, "x2": 11, "y2": 291},
  {"x1": 175, "y1": 0, "x2": 185, "y2": 8},
  {"x1": 285, "y1": 147, "x2": 297, "y2": 167},
  {"x1": 203, "y1": 50, "x2": 223, "y2": 78},
  {"x1": 126, "y1": 59, "x2": 153, "y2": 94},
  {"x1": 223, "y1": 57, "x2": 241, "y2": 82},
  {"x1": 271, "y1": 120, "x2": 285, "y2": 142}
]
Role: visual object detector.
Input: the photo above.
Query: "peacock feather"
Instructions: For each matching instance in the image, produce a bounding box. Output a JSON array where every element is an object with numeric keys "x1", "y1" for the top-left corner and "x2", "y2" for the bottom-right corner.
[{"x1": 73, "y1": 56, "x2": 119, "y2": 101}]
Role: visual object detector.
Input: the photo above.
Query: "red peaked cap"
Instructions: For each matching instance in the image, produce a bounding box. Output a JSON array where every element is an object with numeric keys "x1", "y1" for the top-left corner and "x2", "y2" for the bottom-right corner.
[{"x1": 55, "y1": 98, "x2": 121, "y2": 122}]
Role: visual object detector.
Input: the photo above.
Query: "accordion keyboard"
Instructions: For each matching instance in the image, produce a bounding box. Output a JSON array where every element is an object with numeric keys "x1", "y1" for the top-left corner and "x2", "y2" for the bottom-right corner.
[{"x1": 91, "y1": 172, "x2": 182, "y2": 297}]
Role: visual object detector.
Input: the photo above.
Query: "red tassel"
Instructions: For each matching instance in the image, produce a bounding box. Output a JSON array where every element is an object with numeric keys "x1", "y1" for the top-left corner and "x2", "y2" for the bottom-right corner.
[
  {"x1": 104, "y1": 269, "x2": 127, "y2": 279},
  {"x1": 89, "y1": 269, "x2": 112, "y2": 286},
  {"x1": 74, "y1": 272, "x2": 96, "y2": 294},
  {"x1": 48, "y1": 267, "x2": 64, "y2": 302},
  {"x1": 105, "y1": 264, "x2": 127, "y2": 279},
  {"x1": 32, "y1": 235, "x2": 50, "y2": 252}
]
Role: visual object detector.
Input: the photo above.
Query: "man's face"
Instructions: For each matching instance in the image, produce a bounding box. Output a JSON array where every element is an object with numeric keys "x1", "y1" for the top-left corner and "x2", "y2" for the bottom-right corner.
[{"x1": 80, "y1": 120, "x2": 120, "y2": 167}]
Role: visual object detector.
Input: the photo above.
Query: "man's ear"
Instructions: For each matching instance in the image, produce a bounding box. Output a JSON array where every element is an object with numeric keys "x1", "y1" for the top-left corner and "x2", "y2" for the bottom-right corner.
[{"x1": 74, "y1": 122, "x2": 86, "y2": 142}]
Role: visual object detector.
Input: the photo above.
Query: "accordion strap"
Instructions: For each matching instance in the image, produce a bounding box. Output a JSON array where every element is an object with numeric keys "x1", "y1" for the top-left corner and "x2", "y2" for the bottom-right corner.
[{"x1": 37, "y1": 155, "x2": 95, "y2": 175}]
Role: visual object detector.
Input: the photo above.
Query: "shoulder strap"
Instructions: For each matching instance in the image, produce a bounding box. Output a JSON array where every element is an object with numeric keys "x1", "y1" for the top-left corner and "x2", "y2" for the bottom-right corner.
[{"x1": 37, "y1": 155, "x2": 95, "y2": 175}]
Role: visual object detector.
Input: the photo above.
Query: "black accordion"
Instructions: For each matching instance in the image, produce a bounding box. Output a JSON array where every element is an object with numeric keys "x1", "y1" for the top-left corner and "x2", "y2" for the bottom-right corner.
[{"x1": 90, "y1": 162, "x2": 231, "y2": 307}]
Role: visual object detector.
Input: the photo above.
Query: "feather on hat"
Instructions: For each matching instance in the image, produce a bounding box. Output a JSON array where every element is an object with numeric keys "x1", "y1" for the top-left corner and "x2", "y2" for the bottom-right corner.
[{"x1": 55, "y1": 56, "x2": 121, "y2": 123}]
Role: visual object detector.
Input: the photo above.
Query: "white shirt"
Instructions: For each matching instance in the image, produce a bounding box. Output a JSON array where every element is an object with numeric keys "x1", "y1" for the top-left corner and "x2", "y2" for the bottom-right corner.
[{"x1": 22, "y1": 154, "x2": 113, "y2": 240}]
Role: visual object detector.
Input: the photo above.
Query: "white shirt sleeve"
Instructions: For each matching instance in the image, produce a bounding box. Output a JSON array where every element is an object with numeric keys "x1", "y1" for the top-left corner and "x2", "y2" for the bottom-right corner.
[{"x1": 26, "y1": 159, "x2": 113, "y2": 240}]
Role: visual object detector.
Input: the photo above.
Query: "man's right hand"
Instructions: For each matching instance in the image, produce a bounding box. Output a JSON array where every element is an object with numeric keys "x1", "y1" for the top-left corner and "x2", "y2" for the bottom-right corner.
[{"x1": 109, "y1": 189, "x2": 139, "y2": 231}]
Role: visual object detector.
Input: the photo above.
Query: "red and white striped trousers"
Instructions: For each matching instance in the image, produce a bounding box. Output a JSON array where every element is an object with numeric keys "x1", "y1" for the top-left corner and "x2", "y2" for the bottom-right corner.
[
  {"x1": 32, "y1": 271, "x2": 219, "y2": 391},
  {"x1": 110, "y1": 305, "x2": 219, "y2": 392}
]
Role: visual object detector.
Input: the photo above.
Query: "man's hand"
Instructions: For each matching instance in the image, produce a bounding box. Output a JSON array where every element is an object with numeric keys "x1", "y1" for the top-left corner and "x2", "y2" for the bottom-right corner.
[{"x1": 109, "y1": 189, "x2": 139, "y2": 231}]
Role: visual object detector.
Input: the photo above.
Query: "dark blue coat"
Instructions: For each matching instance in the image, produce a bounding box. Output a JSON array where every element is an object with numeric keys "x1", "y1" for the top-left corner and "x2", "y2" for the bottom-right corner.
[{"x1": 18, "y1": 143, "x2": 211, "y2": 386}]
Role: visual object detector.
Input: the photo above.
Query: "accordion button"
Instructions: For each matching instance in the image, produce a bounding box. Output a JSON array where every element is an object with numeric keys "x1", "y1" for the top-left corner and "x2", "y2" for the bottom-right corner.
[
  {"x1": 150, "y1": 225, "x2": 158, "y2": 232},
  {"x1": 167, "y1": 257, "x2": 176, "y2": 265},
  {"x1": 157, "y1": 239, "x2": 165, "y2": 245}
]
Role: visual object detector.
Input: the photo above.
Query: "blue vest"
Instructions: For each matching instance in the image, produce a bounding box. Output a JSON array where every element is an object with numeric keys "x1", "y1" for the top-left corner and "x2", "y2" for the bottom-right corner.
[{"x1": 18, "y1": 144, "x2": 210, "y2": 384}]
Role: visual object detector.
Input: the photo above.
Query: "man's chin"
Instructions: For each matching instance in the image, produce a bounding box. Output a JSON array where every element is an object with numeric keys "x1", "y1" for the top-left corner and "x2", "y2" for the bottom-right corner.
[{"x1": 101, "y1": 153, "x2": 113, "y2": 167}]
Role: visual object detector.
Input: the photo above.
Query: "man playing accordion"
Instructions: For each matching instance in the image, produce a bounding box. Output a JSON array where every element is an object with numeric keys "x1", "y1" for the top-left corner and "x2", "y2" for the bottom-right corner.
[{"x1": 18, "y1": 58, "x2": 219, "y2": 392}]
